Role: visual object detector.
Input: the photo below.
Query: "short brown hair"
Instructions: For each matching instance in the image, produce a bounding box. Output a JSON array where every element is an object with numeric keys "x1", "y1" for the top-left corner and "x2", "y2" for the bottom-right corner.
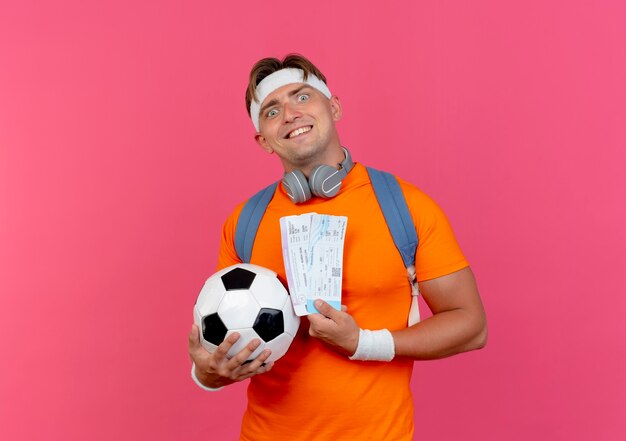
[{"x1": 245, "y1": 54, "x2": 328, "y2": 116}]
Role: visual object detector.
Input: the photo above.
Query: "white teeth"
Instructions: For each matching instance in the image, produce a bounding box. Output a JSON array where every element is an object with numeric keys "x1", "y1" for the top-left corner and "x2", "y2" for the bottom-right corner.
[{"x1": 288, "y1": 126, "x2": 311, "y2": 138}]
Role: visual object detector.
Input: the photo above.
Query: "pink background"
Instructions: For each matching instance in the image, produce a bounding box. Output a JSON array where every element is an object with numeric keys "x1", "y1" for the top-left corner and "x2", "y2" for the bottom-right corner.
[{"x1": 1, "y1": 1, "x2": 625, "y2": 440}]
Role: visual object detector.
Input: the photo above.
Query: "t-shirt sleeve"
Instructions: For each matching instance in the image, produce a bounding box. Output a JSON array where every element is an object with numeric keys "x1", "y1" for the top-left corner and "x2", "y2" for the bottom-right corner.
[{"x1": 399, "y1": 180, "x2": 470, "y2": 282}]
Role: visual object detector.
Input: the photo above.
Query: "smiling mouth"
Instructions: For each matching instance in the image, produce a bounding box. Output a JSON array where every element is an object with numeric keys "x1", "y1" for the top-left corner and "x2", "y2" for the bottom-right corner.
[{"x1": 286, "y1": 126, "x2": 312, "y2": 139}]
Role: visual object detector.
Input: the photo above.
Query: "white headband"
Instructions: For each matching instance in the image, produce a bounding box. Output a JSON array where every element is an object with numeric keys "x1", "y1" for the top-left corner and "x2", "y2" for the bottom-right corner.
[{"x1": 249, "y1": 68, "x2": 332, "y2": 131}]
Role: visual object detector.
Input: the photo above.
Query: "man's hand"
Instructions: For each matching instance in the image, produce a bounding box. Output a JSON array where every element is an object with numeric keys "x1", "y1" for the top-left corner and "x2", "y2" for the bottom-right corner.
[
  {"x1": 307, "y1": 299, "x2": 360, "y2": 357},
  {"x1": 188, "y1": 324, "x2": 273, "y2": 389}
]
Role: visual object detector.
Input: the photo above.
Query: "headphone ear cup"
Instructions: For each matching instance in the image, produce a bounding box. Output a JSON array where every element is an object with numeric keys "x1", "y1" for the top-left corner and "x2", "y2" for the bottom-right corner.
[
  {"x1": 282, "y1": 169, "x2": 312, "y2": 204},
  {"x1": 309, "y1": 165, "x2": 343, "y2": 198}
]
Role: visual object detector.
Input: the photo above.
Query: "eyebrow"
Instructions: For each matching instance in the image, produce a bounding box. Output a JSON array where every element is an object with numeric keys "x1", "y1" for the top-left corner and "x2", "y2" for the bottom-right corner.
[{"x1": 259, "y1": 85, "x2": 312, "y2": 117}]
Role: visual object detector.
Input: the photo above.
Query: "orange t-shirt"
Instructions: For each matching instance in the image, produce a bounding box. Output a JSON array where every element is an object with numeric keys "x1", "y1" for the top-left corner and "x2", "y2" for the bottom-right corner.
[{"x1": 217, "y1": 163, "x2": 469, "y2": 441}]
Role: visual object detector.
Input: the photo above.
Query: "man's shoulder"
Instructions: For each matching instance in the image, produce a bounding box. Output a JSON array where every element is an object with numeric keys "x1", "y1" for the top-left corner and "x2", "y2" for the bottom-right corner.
[
  {"x1": 367, "y1": 168, "x2": 448, "y2": 223},
  {"x1": 222, "y1": 180, "x2": 283, "y2": 239},
  {"x1": 362, "y1": 165, "x2": 433, "y2": 204},
  {"x1": 227, "y1": 180, "x2": 281, "y2": 216}
]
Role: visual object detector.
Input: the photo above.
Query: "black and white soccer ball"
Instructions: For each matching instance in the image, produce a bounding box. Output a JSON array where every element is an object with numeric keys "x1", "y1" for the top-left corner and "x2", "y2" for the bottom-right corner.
[{"x1": 193, "y1": 263, "x2": 300, "y2": 363}]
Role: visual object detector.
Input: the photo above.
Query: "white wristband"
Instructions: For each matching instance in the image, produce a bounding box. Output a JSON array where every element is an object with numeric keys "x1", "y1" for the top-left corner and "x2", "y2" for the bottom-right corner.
[
  {"x1": 348, "y1": 329, "x2": 395, "y2": 361},
  {"x1": 191, "y1": 363, "x2": 223, "y2": 392}
]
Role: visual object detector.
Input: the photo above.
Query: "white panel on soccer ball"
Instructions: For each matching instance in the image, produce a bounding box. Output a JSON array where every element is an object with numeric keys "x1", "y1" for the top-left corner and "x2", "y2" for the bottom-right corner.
[
  {"x1": 218, "y1": 290, "x2": 261, "y2": 329},
  {"x1": 264, "y1": 333, "x2": 295, "y2": 363},
  {"x1": 195, "y1": 277, "x2": 227, "y2": 316},
  {"x1": 225, "y1": 328, "x2": 264, "y2": 360},
  {"x1": 280, "y1": 300, "x2": 301, "y2": 337},
  {"x1": 249, "y1": 275, "x2": 288, "y2": 310}
]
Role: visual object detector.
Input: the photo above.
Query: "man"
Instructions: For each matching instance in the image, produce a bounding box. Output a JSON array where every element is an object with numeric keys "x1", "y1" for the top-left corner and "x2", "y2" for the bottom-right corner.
[{"x1": 188, "y1": 54, "x2": 487, "y2": 441}]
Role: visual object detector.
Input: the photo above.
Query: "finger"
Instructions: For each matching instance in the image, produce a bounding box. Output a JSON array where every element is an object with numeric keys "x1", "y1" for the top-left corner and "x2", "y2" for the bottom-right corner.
[
  {"x1": 262, "y1": 361, "x2": 274, "y2": 373},
  {"x1": 238, "y1": 361, "x2": 274, "y2": 381},
  {"x1": 188, "y1": 324, "x2": 210, "y2": 359},
  {"x1": 307, "y1": 311, "x2": 333, "y2": 334},
  {"x1": 226, "y1": 338, "x2": 262, "y2": 369},
  {"x1": 238, "y1": 357, "x2": 275, "y2": 381},
  {"x1": 241, "y1": 348, "x2": 272, "y2": 373},
  {"x1": 307, "y1": 312, "x2": 324, "y2": 325},
  {"x1": 308, "y1": 314, "x2": 331, "y2": 337},
  {"x1": 188, "y1": 324, "x2": 201, "y2": 349},
  {"x1": 341, "y1": 304, "x2": 348, "y2": 312},
  {"x1": 188, "y1": 325, "x2": 202, "y2": 361},
  {"x1": 213, "y1": 332, "x2": 241, "y2": 362}
]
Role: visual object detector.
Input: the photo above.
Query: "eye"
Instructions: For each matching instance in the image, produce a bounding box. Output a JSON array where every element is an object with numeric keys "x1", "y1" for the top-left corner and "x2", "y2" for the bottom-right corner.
[
  {"x1": 297, "y1": 94, "x2": 310, "y2": 102},
  {"x1": 266, "y1": 108, "x2": 279, "y2": 118}
]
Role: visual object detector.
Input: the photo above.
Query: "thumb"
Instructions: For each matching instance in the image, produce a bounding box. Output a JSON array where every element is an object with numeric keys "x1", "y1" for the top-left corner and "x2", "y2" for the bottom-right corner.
[
  {"x1": 314, "y1": 299, "x2": 341, "y2": 319},
  {"x1": 188, "y1": 324, "x2": 203, "y2": 351}
]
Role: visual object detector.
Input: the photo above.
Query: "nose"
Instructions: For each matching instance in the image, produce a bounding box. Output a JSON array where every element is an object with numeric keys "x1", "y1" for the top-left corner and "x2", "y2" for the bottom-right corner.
[{"x1": 282, "y1": 102, "x2": 302, "y2": 123}]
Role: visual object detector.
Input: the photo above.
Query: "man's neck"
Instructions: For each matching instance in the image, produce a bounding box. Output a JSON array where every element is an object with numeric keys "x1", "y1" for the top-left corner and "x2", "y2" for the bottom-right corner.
[{"x1": 288, "y1": 144, "x2": 346, "y2": 178}]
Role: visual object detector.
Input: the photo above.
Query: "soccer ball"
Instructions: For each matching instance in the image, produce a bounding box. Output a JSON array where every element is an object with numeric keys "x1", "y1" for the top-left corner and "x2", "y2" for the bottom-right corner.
[{"x1": 193, "y1": 263, "x2": 300, "y2": 363}]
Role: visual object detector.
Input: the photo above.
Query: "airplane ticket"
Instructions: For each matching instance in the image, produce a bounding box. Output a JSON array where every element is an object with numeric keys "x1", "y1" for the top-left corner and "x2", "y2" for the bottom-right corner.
[{"x1": 280, "y1": 213, "x2": 348, "y2": 316}]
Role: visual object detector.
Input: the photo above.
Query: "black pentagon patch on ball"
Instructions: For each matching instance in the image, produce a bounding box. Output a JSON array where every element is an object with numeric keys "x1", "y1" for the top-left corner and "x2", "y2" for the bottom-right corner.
[
  {"x1": 253, "y1": 308, "x2": 284, "y2": 342},
  {"x1": 202, "y1": 313, "x2": 228, "y2": 346},
  {"x1": 221, "y1": 267, "x2": 256, "y2": 291}
]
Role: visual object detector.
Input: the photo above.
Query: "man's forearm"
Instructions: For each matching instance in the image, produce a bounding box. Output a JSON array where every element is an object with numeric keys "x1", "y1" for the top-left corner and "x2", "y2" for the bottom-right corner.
[{"x1": 391, "y1": 307, "x2": 487, "y2": 360}]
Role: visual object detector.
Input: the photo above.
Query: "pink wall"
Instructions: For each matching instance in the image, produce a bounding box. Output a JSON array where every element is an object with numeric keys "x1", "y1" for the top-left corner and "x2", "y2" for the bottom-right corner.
[{"x1": 1, "y1": 1, "x2": 624, "y2": 440}]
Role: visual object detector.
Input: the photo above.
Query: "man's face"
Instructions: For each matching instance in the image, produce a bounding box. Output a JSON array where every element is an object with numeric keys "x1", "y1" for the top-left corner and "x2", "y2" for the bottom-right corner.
[{"x1": 254, "y1": 83, "x2": 342, "y2": 173}]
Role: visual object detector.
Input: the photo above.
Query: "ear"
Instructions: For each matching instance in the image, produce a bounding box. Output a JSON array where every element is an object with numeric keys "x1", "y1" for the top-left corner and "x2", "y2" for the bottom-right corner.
[
  {"x1": 254, "y1": 133, "x2": 274, "y2": 154},
  {"x1": 329, "y1": 95, "x2": 343, "y2": 121}
]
